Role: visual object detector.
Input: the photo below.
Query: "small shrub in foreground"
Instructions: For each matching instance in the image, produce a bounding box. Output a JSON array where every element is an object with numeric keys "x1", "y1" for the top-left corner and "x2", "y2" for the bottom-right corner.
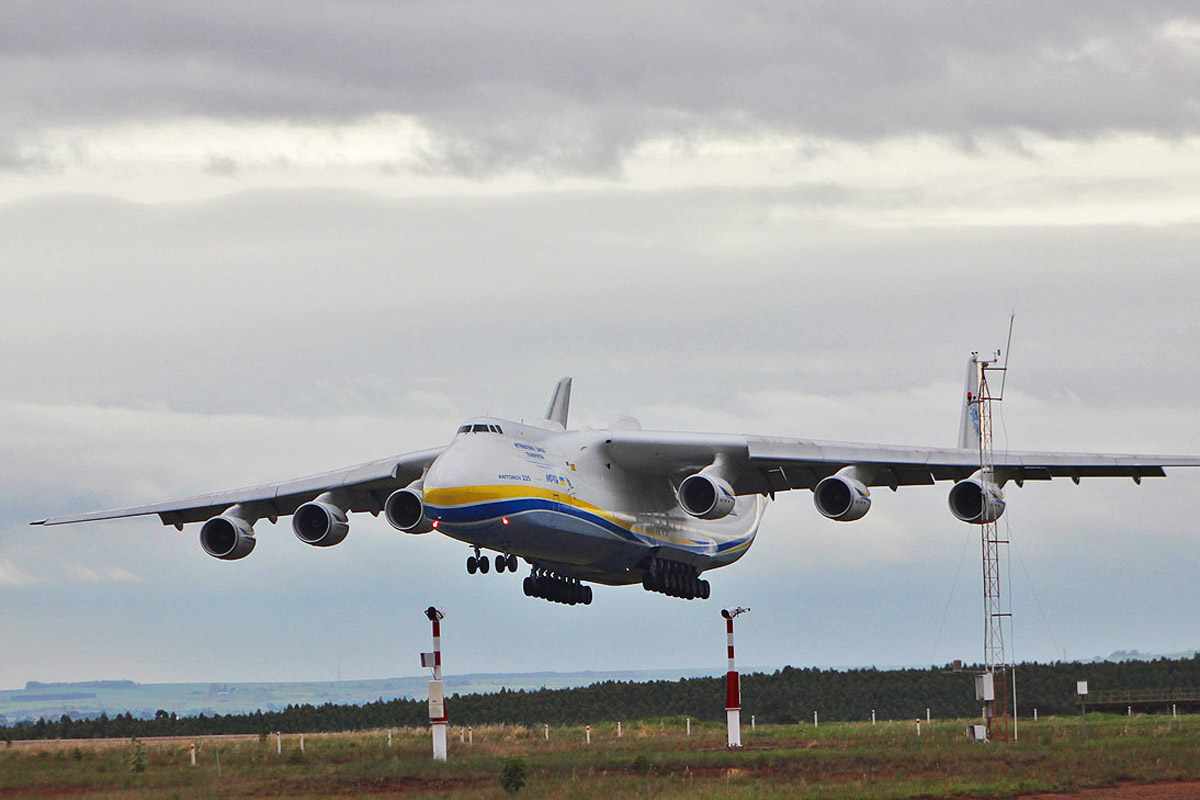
[{"x1": 500, "y1": 758, "x2": 528, "y2": 794}]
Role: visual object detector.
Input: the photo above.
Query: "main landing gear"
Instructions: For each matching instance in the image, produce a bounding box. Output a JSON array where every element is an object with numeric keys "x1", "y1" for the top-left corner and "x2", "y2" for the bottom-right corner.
[
  {"x1": 523, "y1": 568, "x2": 593, "y2": 606},
  {"x1": 642, "y1": 556, "x2": 710, "y2": 600},
  {"x1": 466, "y1": 548, "x2": 518, "y2": 575}
]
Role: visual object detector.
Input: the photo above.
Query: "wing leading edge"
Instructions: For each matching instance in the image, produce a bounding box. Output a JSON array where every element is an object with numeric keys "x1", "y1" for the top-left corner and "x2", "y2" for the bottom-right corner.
[{"x1": 31, "y1": 447, "x2": 444, "y2": 528}]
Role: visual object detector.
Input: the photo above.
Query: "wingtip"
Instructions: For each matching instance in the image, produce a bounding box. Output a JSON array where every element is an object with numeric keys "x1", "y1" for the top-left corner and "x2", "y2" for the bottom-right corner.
[{"x1": 29, "y1": 519, "x2": 47, "y2": 526}]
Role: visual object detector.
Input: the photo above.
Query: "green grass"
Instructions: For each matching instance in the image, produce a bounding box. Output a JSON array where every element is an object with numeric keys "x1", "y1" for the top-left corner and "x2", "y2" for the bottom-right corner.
[{"x1": 1, "y1": 714, "x2": 1198, "y2": 798}]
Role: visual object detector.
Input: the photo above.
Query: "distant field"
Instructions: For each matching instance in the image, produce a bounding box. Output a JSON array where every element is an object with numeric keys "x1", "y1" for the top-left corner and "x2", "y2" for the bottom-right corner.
[{"x1": 3, "y1": 713, "x2": 1199, "y2": 798}]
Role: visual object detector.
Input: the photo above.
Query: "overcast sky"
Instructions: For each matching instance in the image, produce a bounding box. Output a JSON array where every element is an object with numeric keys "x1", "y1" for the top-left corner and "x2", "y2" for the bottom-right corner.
[{"x1": 3, "y1": 2, "x2": 1199, "y2": 690}]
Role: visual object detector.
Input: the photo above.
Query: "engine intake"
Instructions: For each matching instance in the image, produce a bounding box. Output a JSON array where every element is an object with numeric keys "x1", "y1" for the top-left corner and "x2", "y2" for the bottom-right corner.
[
  {"x1": 385, "y1": 488, "x2": 433, "y2": 533},
  {"x1": 814, "y1": 474, "x2": 871, "y2": 521},
  {"x1": 199, "y1": 514, "x2": 256, "y2": 560},
  {"x1": 292, "y1": 501, "x2": 350, "y2": 547},
  {"x1": 949, "y1": 476, "x2": 1006, "y2": 524},
  {"x1": 677, "y1": 473, "x2": 736, "y2": 520}
]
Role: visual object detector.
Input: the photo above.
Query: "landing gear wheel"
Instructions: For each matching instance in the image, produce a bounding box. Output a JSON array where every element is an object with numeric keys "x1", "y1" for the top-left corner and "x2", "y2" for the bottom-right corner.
[
  {"x1": 523, "y1": 576, "x2": 533, "y2": 596},
  {"x1": 466, "y1": 556, "x2": 477, "y2": 574},
  {"x1": 584, "y1": 586, "x2": 593, "y2": 605},
  {"x1": 699, "y1": 580, "x2": 710, "y2": 599},
  {"x1": 507, "y1": 554, "x2": 518, "y2": 571},
  {"x1": 478, "y1": 555, "x2": 490, "y2": 574},
  {"x1": 495, "y1": 556, "x2": 506, "y2": 574}
]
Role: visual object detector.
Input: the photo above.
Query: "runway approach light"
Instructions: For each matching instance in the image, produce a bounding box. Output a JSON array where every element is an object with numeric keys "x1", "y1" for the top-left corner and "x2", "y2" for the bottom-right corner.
[
  {"x1": 721, "y1": 607, "x2": 749, "y2": 748},
  {"x1": 420, "y1": 607, "x2": 448, "y2": 761}
]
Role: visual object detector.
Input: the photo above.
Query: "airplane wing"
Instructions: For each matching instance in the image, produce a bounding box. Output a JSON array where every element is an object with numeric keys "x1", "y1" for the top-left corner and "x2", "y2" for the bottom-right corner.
[
  {"x1": 603, "y1": 431, "x2": 1200, "y2": 494},
  {"x1": 31, "y1": 447, "x2": 444, "y2": 528}
]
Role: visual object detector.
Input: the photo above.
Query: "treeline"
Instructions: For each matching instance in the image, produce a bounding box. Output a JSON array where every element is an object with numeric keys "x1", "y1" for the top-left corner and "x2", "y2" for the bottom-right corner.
[{"x1": 4, "y1": 656, "x2": 1199, "y2": 741}]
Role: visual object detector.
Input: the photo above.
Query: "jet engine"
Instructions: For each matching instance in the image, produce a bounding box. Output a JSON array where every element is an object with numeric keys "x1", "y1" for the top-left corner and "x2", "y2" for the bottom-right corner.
[
  {"x1": 677, "y1": 473, "x2": 736, "y2": 520},
  {"x1": 813, "y1": 473, "x2": 872, "y2": 521},
  {"x1": 292, "y1": 500, "x2": 350, "y2": 547},
  {"x1": 199, "y1": 514, "x2": 256, "y2": 560},
  {"x1": 384, "y1": 488, "x2": 434, "y2": 533},
  {"x1": 948, "y1": 474, "x2": 1006, "y2": 524}
]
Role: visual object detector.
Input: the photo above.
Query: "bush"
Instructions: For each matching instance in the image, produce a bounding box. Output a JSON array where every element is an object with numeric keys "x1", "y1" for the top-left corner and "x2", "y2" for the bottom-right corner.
[
  {"x1": 500, "y1": 758, "x2": 528, "y2": 794},
  {"x1": 631, "y1": 754, "x2": 653, "y2": 774},
  {"x1": 126, "y1": 738, "x2": 147, "y2": 773}
]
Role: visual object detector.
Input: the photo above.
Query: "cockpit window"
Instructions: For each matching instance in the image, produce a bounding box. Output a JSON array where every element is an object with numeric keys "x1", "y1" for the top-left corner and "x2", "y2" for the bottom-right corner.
[
  {"x1": 492, "y1": 425, "x2": 503, "y2": 434},
  {"x1": 472, "y1": 424, "x2": 489, "y2": 433},
  {"x1": 457, "y1": 425, "x2": 471, "y2": 434}
]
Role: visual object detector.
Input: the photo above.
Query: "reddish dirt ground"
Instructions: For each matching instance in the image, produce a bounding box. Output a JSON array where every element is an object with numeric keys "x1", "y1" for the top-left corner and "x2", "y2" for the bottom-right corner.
[{"x1": 1024, "y1": 781, "x2": 1200, "y2": 799}]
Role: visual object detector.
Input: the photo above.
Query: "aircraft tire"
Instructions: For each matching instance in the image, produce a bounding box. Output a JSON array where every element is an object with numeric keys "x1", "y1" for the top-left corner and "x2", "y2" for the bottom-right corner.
[
  {"x1": 495, "y1": 557, "x2": 506, "y2": 574},
  {"x1": 467, "y1": 556, "x2": 477, "y2": 575},
  {"x1": 584, "y1": 586, "x2": 593, "y2": 605},
  {"x1": 507, "y1": 554, "x2": 518, "y2": 571},
  {"x1": 523, "y1": 577, "x2": 533, "y2": 596},
  {"x1": 699, "y1": 580, "x2": 710, "y2": 599},
  {"x1": 479, "y1": 555, "x2": 490, "y2": 574}
]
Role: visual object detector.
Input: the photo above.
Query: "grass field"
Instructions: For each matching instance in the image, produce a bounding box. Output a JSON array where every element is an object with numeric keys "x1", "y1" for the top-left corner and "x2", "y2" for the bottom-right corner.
[{"x1": 3, "y1": 713, "x2": 1199, "y2": 798}]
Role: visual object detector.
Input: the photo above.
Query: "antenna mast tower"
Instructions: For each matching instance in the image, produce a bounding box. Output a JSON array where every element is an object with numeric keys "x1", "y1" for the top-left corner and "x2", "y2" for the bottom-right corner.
[{"x1": 967, "y1": 318, "x2": 1016, "y2": 741}]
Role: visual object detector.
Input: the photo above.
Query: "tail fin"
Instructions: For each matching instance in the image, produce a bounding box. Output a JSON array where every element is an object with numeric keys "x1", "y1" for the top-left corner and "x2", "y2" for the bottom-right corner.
[
  {"x1": 957, "y1": 355, "x2": 981, "y2": 449},
  {"x1": 544, "y1": 377, "x2": 572, "y2": 429}
]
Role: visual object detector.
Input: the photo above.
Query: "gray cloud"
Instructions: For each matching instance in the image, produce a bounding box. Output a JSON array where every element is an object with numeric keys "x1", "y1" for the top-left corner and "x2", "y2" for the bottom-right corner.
[
  {"x1": 4, "y1": 2, "x2": 1200, "y2": 174},
  {"x1": 2, "y1": 184, "x2": 1199, "y2": 686}
]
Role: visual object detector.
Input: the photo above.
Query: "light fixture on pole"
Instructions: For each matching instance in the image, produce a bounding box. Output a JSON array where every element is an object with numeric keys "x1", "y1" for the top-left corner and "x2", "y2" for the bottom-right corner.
[
  {"x1": 721, "y1": 607, "x2": 750, "y2": 748},
  {"x1": 420, "y1": 606, "x2": 448, "y2": 761}
]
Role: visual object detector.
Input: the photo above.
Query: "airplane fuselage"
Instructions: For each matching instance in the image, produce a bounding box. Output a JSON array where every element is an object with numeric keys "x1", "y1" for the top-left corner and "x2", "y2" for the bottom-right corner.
[{"x1": 422, "y1": 418, "x2": 765, "y2": 585}]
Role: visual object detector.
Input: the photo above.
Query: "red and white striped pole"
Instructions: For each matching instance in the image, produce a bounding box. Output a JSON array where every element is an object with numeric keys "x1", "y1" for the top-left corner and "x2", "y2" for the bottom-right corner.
[
  {"x1": 421, "y1": 607, "x2": 448, "y2": 761},
  {"x1": 722, "y1": 607, "x2": 749, "y2": 748}
]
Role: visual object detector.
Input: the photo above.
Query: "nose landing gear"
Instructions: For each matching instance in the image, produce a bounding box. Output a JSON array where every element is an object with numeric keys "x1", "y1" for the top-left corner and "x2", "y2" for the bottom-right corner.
[
  {"x1": 642, "y1": 556, "x2": 709, "y2": 600},
  {"x1": 466, "y1": 548, "x2": 518, "y2": 575}
]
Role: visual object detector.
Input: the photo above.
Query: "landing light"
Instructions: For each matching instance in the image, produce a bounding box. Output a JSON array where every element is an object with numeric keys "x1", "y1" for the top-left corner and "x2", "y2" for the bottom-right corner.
[
  {"x1": 431, "y1": 519, "x2": 440, "y2": 529},
  {"x1": 502, "y1": 517, "x2": 510, "y2": 525}
]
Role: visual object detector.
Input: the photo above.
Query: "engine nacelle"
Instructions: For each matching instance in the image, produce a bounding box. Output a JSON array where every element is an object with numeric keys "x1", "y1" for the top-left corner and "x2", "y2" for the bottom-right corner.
[
  {"x1": 677, "y1": 473, "x2": 736, "y2": 520},
  {"x1": 948, "y1": 475, "x2": 1007, "y2": 524},
  {"x1": 292, "y1": 500, "x2": 350, "y2": 547},
  {"x1": 813, "y1": 474, "x2": 872, "y2": 521},
  {"x1": 199, "y1": 514, "x2": 256, "y2": 560},
  {"x1": 384, "y1": 488, "x2": 434, "y2": 533}
]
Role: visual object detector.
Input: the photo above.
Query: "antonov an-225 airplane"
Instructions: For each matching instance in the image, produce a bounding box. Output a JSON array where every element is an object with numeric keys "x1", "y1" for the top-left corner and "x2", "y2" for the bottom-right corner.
[{"x1": 34, "y1": 366, "x2": 1200, "y2": 607}]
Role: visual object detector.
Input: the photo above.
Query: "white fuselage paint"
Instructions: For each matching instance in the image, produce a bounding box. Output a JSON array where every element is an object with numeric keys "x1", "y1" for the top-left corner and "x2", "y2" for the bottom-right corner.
[{"x1": 419, "y1": 419, "x2": 767, "y2": 585}]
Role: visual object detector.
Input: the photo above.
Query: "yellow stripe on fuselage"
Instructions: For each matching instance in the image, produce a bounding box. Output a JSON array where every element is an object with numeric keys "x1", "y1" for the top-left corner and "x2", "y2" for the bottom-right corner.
[
  {"x1": 423, "y1": 484, "x2": 633, "y2": 530},
  {"x1": 423, "y1": 484, "x2": 757, "y2": 554}
]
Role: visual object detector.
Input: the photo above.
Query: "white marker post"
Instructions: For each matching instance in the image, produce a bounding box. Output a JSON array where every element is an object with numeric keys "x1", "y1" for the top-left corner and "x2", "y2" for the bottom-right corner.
[
  {"x1": 926, "y1": 708, "x2": 931, "y2": 723},
  {"x1": 299, "y1": 734, "x2": 305, "y2": 754},
  {"x1": 686, "y1": 717, "x2": 691, "y2": 737},
  {"x1": 617, "y1": 721, "x2": 623, "y2": 738},
  {"x1": 544, "y1": 723, "x2": 549, "y2": 740},
  {"x1": 275, "y1": 732, "x2": 282, "y2": 755},
  {"x1": 585, "y1": 725, "x2": 592, "y2": 745},
  {"x1": 1034, "y1": 708, "x2": 1038, "y2": 722},
  {"x1": 871, "y1": 709, "x2": 876, "y2": 725},
  {"x1": 813, "y1": 711, "x2": 819, "y2": 728},
  {"x1": 721, "y1": 607, "x2": 749, "y2": 748},
  {"x1": 751, "y1": 715, "x2": 755, "y2": 730},
  {"x1": 420, "y1": 606, "x2": 449, "y2": 762},
  {"x1": 189, "y1": 743, "x2": 196, "y2": 767}
]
